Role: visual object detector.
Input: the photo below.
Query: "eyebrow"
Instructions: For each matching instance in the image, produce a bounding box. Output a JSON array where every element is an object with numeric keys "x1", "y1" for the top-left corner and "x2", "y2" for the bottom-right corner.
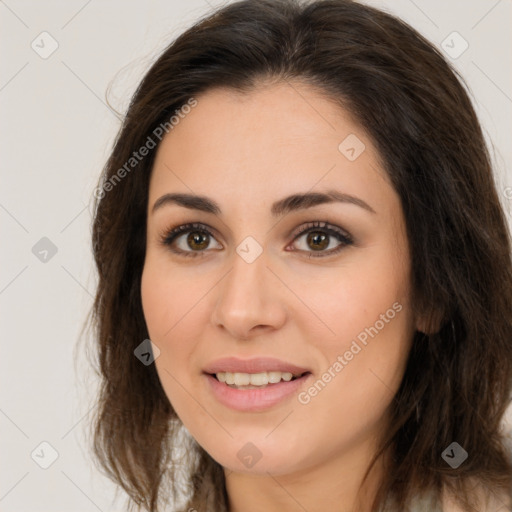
[{"x1": 151, "y1": 190, "x2": 376, "y2": 217}]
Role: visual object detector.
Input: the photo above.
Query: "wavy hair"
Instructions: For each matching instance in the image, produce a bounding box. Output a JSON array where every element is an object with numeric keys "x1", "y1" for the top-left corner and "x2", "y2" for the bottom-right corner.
[{"x1": 87, "y1": 0, "x2": 512, "y2": 510}]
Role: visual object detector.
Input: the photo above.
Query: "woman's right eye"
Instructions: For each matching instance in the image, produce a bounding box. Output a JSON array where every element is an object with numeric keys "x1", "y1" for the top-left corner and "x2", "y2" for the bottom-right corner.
[{"x1": 159, "y1": 223, "x2": 222, "y2": 258}]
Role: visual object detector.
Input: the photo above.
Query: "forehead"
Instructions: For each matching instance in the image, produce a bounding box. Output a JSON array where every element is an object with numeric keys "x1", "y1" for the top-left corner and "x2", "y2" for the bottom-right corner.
[{"x1": 149, "y1": 81, "x2": 393, "y2": 214}]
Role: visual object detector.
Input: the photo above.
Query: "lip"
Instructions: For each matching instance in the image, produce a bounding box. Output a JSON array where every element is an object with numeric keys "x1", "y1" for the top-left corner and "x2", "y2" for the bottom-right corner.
[
  {"x1": 204, "y1": 372, "x2": 312, "y2": 412},
  {"x1": 203, "y1": 356, "x2": 311, "y2": 375}
]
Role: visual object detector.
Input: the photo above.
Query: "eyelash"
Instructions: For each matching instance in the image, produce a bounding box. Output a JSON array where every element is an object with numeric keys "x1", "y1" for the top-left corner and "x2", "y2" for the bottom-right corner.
[{"x1": 158, "y1": 221, "x2": 353, "y2": 259}]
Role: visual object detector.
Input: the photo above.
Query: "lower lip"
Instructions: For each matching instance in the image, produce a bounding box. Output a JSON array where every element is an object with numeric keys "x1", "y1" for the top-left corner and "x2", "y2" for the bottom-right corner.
[{"x1": 204, "y1": 373, "x2": 311, "y2": 412}]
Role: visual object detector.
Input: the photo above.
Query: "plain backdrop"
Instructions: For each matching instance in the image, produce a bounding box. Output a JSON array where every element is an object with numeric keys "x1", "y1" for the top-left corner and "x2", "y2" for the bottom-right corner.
[{"x1": 1, "y1": 1, "x2": 511, "y2": 511}]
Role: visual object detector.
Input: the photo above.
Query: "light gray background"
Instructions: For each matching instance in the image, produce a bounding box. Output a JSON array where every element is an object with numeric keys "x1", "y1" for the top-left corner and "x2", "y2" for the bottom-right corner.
[{"x1": 1, "y1": 1, "x2": 511, "y2": 511}]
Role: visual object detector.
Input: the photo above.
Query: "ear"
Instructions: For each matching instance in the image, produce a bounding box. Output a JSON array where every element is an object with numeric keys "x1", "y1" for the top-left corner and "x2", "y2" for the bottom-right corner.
[{"x1": 415, "y1": 306, "x2": 445, "y2": 335}]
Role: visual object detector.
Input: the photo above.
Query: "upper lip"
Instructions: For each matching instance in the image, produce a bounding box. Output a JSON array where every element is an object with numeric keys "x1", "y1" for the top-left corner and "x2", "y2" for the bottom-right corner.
[{"x1": 203, "y1": 357, "x2": 311, "y2": 376}]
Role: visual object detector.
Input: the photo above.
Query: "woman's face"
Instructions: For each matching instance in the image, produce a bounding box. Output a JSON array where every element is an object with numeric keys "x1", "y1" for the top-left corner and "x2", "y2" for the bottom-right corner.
[{"x1": 141, "y1": 82, "x2": 419, "y2": 476}]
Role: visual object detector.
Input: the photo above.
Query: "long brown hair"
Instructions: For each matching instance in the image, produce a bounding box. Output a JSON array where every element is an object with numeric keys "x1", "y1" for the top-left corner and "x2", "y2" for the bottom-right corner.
[{"x1": 87, "y1": 0, "x2": 512, "y2": 510}]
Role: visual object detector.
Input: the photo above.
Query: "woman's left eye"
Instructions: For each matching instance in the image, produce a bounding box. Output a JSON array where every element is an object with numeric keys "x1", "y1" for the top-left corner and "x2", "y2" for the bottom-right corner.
[
  {"x1": 159, "y1": 221, "x2": 353, "y2": 258},
  {"x1": 288, "y1": 221, "x2": 353, "y2": 258}
]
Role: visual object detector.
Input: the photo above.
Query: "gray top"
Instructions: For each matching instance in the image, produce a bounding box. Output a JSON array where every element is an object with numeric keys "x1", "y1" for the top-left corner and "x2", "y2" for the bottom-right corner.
[
  {"x1": 410, "y1": 493, "x2": 443, "y2": 512},
  {"x1": 380, "y1": 491, "x2": 442, "y2": 512}
]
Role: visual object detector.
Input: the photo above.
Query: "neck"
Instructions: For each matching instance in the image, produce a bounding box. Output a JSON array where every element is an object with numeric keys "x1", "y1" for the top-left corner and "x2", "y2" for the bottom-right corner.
[{"x1": 224, "y1": 440, "x2": 388, "y2": 512}]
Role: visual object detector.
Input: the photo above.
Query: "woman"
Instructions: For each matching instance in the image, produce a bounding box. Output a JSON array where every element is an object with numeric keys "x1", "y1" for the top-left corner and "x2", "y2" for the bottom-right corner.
[{"x1": 88, "y1": 0, "x2": 512, "y2": 510}]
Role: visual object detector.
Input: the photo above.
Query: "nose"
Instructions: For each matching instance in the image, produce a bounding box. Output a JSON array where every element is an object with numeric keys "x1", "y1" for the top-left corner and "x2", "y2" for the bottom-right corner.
[{"x1": 211, "y1": 247, "x2": 287, "y2": 341}]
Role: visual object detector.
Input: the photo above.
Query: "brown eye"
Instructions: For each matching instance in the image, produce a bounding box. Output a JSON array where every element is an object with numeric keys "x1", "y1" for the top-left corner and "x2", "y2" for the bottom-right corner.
[
  {"x1": 290, "y1": 221, "x2": 353, "y2": 258},
  {"x1": 187, "y1": 231, "x2": 210, "y2": 251},
  {"x1": 306, "y1": 231, "x2": 330, "y2": 251},
  {"x1": 160, "y1": 223, "x2": 222, "y2": 257}
]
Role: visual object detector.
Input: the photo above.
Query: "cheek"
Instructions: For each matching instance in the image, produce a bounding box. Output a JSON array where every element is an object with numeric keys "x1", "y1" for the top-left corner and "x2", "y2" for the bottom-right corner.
[
  {"x1": 295, "y1": 301, "x2": 413, "y2": 459},
  {"x1": 140, "y1": 259, "x2": 207, "y2": 407},
  {"x1": 292, "y1": 244, "x2": 413, "y2": 413},
  {"x1": 289, "y1": 246, "x2": 411, "y2": 350},
  {"x1": 141, "y1": 256, "x2": 206, "y2": 342},
  {"x1": 141, "y1": 262, "x2": 189, "y2": 385}
]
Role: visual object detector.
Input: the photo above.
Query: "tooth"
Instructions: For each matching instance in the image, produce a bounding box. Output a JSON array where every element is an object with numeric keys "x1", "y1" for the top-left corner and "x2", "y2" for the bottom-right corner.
[
  {"x1": 215, "y1": 370, "x2": 301, "y2": 386},
  {"x1": 267, "y1": 371, "x2": 282, "y2": 384},
  {"x1": 249, "y1": 372, "x2": 269, "y2": 386},
  {"x1": 233, "y1": 373, "x2": 251, "y2": 386}
]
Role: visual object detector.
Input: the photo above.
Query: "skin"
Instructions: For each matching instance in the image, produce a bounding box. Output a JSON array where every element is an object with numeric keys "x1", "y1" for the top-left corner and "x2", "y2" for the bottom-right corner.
[{"x1": 141, "y1": 81, "x2": 424, "y2": 512}]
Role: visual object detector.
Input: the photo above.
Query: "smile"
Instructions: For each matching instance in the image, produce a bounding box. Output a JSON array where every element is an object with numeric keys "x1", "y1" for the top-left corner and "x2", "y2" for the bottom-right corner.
[
  {"x1": 215, "y1": 370, "x2": 304, "y2": 388},
  {"x1": 204, "y1": 371, "x2": 311, "y2": 412}
]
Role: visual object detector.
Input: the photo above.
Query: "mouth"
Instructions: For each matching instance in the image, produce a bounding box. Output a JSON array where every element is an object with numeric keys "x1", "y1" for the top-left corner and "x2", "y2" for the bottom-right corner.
[
  {"x1": 207, "y1": 370, "x2": 311, "y2": 390},
  {"x1": 202, "y1": 357, "x2": 312, "y2": 410},
  {"x1": 204, "y1": 370, "x2": 312, "y2": 412}
]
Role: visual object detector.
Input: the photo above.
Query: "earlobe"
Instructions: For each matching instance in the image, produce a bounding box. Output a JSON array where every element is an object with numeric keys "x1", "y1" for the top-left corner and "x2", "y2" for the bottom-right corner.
[{"x1": 415, "y1": 307, "x2": 445, "y2": 335}]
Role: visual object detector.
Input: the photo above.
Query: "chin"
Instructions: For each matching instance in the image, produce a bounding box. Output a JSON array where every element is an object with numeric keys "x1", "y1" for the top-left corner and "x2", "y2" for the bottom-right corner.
[{"x1": 208, "y1": 444, "x2": 307, "y2": 476}]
